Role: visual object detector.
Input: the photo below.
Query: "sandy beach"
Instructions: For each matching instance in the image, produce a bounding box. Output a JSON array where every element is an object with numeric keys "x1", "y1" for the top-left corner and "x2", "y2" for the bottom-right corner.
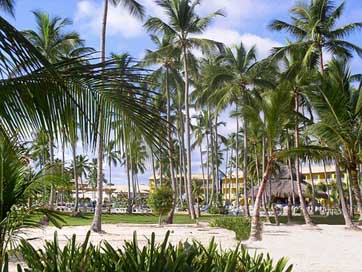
[{"x1": 11, "y1": 223, "x2": 362, "y2": 271}]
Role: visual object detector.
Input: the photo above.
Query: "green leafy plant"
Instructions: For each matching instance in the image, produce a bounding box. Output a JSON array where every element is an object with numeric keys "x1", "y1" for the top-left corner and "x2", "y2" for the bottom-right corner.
[
  {"x1": 147, "y1": 185, "x2": 173, "y2": 224},
  {"x1": 211, "y1": 217, "x2": 251, "y2": 240},
  {"x1": 7, "y1": 230, "x2": 293, "y2": 272}
]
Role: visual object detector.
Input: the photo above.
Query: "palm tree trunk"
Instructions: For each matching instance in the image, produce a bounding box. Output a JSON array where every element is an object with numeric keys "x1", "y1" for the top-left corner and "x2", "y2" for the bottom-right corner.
[
  {"x1": 182, "y1": 46, "x2": 195, "y2": 219},
  {"x1": 224, "y1": 146, "x2": 229, "y2": 202},
  {"x1": 250, "y1": 156, "x2": 274, "y2": 241},
  {"x1": 336, "y1": 159, "x2": 356, "y2": 228},
  {"x1": 235, "y1": 105, "x2": 240, "y2": 209},
  {"x1": 243, "y1": 119, "x2": 250, "y2": 216},
  {"x1": 229, "y1": 148, "x2": 233, "y2": 202},
  {"x1": 91, "y1": 0, "x2": 108, "y2": 232},
  {"x1": 215, "y1": 115, "x2": 220, "y2": 196},
  {"x1": 165, "y1": 67, "x2": 177, "y2": 224},
  {"x1": 308, "y1": 158, "x2": 316, "y2": 214},
  {"x1": 254, "y1": 144, "x2": 260, "y2": 206},
  {"x1": 209, "y1": 121, "x2": 215, "y2": 205},
  {"x1": 349, "y1": 166, "x2": 362, "y2": 220},
  {"x1": 72, "y1": 142, "x2": 79, "y2": 213},
  {"x1": 322, "y1": 159, "x2": 330, "y2": 213},
  {"x1": 294, "y1": 89, "x2": 313, "y2": 225},
  {"x1": 286, "y1": 139, "x2": 296, "y2": 205},
  {"x1": 206, "y1": 131, "x2": 210, "y2": 204},
  {"x1": 48, "y1": 137, "x2": 55, "y2": 210},
  {"x1": 151, "y1": 149, "x2": 157, "y2": 189},
  {"x1": 201, "y1": 144, "x2": 206, "y2": 200},
  {"x1": 347, "y1": 171, "x2": 354, "y2": 217}
]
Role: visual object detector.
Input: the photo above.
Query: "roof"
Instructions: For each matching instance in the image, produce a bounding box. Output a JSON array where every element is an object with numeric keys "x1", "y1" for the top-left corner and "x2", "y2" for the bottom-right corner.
[{"x1": 149, "y1": 174, "x2": 212, "y2": 181}]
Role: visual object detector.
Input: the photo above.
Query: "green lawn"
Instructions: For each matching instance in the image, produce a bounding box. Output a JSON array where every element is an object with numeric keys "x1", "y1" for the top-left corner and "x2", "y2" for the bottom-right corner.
[
  {"x1": 34, "y1": 212, "x2": 357, "y2": 227},
  {"x1": 42, "y1": 213, "x2": 222, "y2": 226}
]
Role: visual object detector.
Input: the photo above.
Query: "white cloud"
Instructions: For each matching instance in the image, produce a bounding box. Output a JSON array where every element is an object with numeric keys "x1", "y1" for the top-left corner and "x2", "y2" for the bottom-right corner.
[
  {"x1": 75, "y1": 0, "x2": 144, "y2": 38},
  {"x1": 197, "y1": 0, "x2": 294, "y2": 28},
  {"x1": 200, "y1": 27, "x2": 282, "y2": 59}
]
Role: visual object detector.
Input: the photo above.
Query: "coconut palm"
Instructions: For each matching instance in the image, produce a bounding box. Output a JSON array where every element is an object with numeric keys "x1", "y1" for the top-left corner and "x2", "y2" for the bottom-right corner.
[
  {"x1": 104, "y1": 140, "x2": 121, "y2": 187},
  {"x1": 142, "y1": 33, "x2": 180, "y2": 223},
  {"x1": 75, "y1": 155, "x2": 91, "y2": 199},
  {"x1": 23, "y1": 11, "x2": 91, "y2": 64},
  {"x1": 269, "y1": 0, "x2": 362, "y2": 72},
  {"x1": 247, "y1": 87, "x2": 293, "y2": 240},
  {"x1": 145, "y1": 0, "x2": 223, "y2": 219},
  {"x1": 91, "y1": 0, "x2": 144, "y2": 232},
  {"x1": 205, "y1": 42, "x2": 270, "y2": 215},
  {"x1": 307, "y1": 58, "x2": 362, "y2": 222}
]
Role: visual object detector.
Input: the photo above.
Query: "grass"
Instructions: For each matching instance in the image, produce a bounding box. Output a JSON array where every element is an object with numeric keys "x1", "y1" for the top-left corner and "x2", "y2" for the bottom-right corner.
[
  {"x1": 32, "y1": 212, "x2": 357, "y2": 227},
  {"x1": 34, "y1": 213, "x2": 223, "y2": 226}
]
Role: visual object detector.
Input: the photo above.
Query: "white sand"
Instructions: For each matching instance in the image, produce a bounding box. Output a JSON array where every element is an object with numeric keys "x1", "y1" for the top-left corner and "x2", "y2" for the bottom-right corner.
[
  {"x1": 245, "y1": 224, "x2": 362, "y2": 272},
  {"x1": 11, "y1": 223, "x2": 362, "y2": 272}
]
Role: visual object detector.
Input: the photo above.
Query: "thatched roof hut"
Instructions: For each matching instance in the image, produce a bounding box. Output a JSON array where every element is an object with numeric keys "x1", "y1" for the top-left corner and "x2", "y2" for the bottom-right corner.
[{"x1": 248, "y1": 166, "x2": 327, "y2": 199}]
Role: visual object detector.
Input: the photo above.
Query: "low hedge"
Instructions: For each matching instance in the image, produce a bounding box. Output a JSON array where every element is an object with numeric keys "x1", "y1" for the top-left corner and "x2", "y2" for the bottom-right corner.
[{"x1": 211, "y1": 216, "x2": 251, "y2": 240}]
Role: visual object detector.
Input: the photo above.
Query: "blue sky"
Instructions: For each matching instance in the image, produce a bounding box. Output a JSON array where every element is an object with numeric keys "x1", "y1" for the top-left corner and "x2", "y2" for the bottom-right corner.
[{"x1": 5, "y1": 0, "x2": 362, "y2": 184}]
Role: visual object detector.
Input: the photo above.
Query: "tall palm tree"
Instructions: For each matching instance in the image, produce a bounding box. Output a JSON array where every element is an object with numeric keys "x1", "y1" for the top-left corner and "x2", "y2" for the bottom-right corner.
[
  {"x1": 91, "y1": 0, "x2": 144, "y2": 232},
  {"x1": 269, "y1": 0, "x2": 362, "y2": 73},
  {"x1": 75, "y1": 155, "x2": 90, "y2": 200},
  {"x1": 206, "y1": 42, "x2": 269, "y2": 215},
  {"x1": 145, "y1": 0, "x2": 223, "y2": 219},
  {"x1": 105, "y1": 140, "x2": 121, "y2": 187},
  {"x1": 247, "y1": 87, "x2": 293, "y2": 240},
  {"x1": 308, "y1": 58, "x2": 362, "y2": 222},
  {"x1": 142, "y1": 33, "x2": 180, "y2": 223}
]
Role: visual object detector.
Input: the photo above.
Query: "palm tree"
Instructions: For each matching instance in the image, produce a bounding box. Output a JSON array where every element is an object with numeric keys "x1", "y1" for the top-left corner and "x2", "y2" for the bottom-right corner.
[
  {"x1": 307, "y1": 58, "x2": 362, "y2": 223},
  {"x1": 75, "y1": 155, "x2": 91, "y2": 200},
  {"x1": 145, "y1": 0, "x2": 223, "y2": 219},
  {"x1": 91, "y1": 0, "x2": 144, "y2": 232},
  {"x1": 269, "y1": 0, "x2": 362, "y2": 73},
  {"x1": 142, "y1": 33, "x2": 180, "y2": 223},
  {"x1": 206, "y1": 42, "x2": 268, "y2": 215},
  {"x1": 105, "y1": 140, "x2": 121, "y2": 188},
  {"x1": 248, "y1": 87, "x2": 293, "y2": 240},
  {"x1": 23, "y1": 11, "x2": 90, "y2": 63}
]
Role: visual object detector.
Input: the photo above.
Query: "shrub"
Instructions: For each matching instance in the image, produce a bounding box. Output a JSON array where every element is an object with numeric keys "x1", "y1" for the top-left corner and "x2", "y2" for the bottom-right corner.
[
  {"x1": 211, "y1": 216, "x2": 251, "y2": 240},
  {"x1": 6, "y1": 231, "x2": 293, "y2": 272},
  {"x1": 148, "y1": 185, "x2": 174, "y2": 224},
  {"x1": 208, "y1": 205, "x2": 227, "y2": 215}
]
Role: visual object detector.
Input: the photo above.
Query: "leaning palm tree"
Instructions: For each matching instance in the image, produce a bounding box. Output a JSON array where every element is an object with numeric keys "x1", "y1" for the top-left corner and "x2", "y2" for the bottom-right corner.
[
  {"x1": 269, "y1": 0, "x2": 362, "y2": 72},
  {"x1": 145, "y1": 0, "x2": 224, "y2": 219},
  {"x1": 91, "y1": 0, "x2": 144, "y2": 232},
  {"x1": 247, "y1": 87, "x2": 293, "y2": 241}
]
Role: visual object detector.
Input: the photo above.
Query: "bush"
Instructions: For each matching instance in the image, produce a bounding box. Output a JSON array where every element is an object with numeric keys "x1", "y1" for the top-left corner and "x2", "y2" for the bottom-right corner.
[
  {"x1": 211, "y1": 216, "x2": 251, "y2": 240},
  {"x1": 148, "y1": 185, "x2": 174, "y2": 224},
  {"x1": 208, "y1": 205, "x2": 227, "y2": 215},
  {"x1": 7, "y1": 231, "x2": 293, "y2": 272}
]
